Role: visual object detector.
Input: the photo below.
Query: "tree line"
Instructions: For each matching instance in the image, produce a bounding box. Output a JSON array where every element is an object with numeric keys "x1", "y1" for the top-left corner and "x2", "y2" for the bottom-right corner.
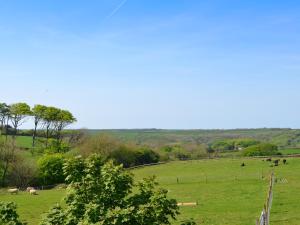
[{"x1": 0, "y1": 102, "x2": 76, "y2": 147}]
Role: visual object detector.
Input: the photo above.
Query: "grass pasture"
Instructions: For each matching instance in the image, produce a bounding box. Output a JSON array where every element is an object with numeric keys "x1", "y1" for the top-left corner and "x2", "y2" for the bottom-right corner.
[
  {"x1": 0, "y1": 158, "x2": 300, "y2": 225},
  {"x1": 0, "y1": 189, "x2": 65, "y2": 225},
  {"x1": 279, "y1": 148, "x2": 300, "y2": 155}
]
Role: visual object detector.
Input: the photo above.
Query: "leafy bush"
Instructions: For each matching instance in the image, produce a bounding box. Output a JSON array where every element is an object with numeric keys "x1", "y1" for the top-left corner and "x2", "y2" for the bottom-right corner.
[
  {"x1": 41, "y1": 154, "x2": 179, "y2": 225},
  {"x1": 79, "y1": 134, "x2": 120, "y2": 158},
  {"x1": 45, "y1": 140, "x2": 70, "y2": 154},
  {"x1": 8, "y1": 158, "x2": 36, "y2": 188},
  {"x1": 160, "y1": 145, "x2": 192, "y2": 160},
  {"x1": 40, "y1": 205, "x2": 66, "y2": 225},
  {"x1": 109, "y1": 145, "x2": 137, "y2": 168},
  {"x1": 135, "y1": 147, "x2": 160, "y2": 165},
  {"x1": 234, "y1": 138, "x2": 260, "y2": 148},
  {"x1": 37, "y1": 154, "x2": 65, "y2": 185},
  {"x1": 79, "y1": 135, "x2": 161, "y2": 167},
  {"x1": 210, "y1": 138, "x2": 260, "y2": 152},
  {"x1": 211, "y1": 140, "x2": 235, "y2": 151},
  {"x1": 242, "y1": 143, "x2": 280, "y2": 156},
  {"x1": 0, "y1": 202, "x2": 26, "y2": 225}
]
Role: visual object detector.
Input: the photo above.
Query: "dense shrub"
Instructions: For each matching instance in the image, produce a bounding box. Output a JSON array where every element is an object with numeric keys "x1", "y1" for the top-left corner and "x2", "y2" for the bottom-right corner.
[
  {"x1": 109, "y1": 145, "x2": 137, "y2": 168},
  {"x1": 211, "y1": 140, "x2": 235, "y2": 151},
  {"x1": 41, "y1": 154, "x2": 179, "y2": 225},
  {"x1": 185, "y1": 143, "x2": 208, "y2": 159},
  {"x1": 79, "y1": 135, "x2": 161, "y2": 167},
  {"x1": 210, "y1": 138, "x2": 260, "y2": 152},
  {"x1": 40, "y1": 205, "x2": 66, "y2": 225},
  {"x1": 0, "y1": 140, "x2": 17, "y2": 187},
  {"x1": 0, "y1": 202, "x2": 26, "y2": 225},
  {"x1": 242, "y1": 143, "x2": 280, "y2": 156},
  {"x1": 79, "y1": 134, "x2": 120, "y2": 156},
  {"x1": 8, "y1": 158, "x2": 36, "y2": 188},
  {"x1": 173, "y1": 149, "x2": 191, "y2": 160},
  {"x1": 235, "y1": 139, "x2": 260, "y2": 148},
  {"x1": 160, "y1": 145, "x2": 199, "y2": 160},
  {"x1": 37, "y1": 154, "x2": 65, "y2": 185},
  {"x1": 45, "y1": 140, "x2": 70, "y2": 154},
  {"x1": 135, "y1": 148, "x2": 160, "y2": 165}
]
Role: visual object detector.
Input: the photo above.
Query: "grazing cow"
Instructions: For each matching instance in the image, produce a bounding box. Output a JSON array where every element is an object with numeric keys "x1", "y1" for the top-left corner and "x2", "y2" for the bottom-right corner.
[
  {"x1": 283, "y1": 159, "x2": 287, "y2": 164},
  {"x1": 8, "y1": 188, "x2": 19, "y2": 194},
  {"x1": 241, "y1": 162, "x2": 245, "y2": 167},
  {"x1": 266, "y1": 158, "x2": 272, "y2": 162},
  {"x1": 273, "y1": 159, "x2": 279, "y2": 166},
  {"x1": 29, "y1": 189, "x2": 38, "y2": 195}
]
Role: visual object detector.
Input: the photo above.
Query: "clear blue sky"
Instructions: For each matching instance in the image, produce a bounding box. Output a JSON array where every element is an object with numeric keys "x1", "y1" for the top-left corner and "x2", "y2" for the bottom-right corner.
[{"x1": 1, "y1": 0, "x2": 300, "y2": 129}]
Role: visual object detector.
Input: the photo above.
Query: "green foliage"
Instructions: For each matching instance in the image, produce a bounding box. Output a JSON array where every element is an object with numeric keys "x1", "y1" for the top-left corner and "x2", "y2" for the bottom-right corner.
[
  {"x1": 54, "y1": 110, "x2": 76, "y2": 130},
  {"x1": 0, "y1": 140, "x2": 17, "y2": 186},
  {"x1": 9, "y1": 103, "x2": 31, "y2": 118},
  {"x1": 45, "y1": 140, "x2": 70, "y2": 154},
  {"x1": 40, "y1": 205, "x2": 66, "y2": 225},
  {"x1": 159, "y1": 144, "x2": 208, "y2": 160},
  {"x1": 109, "y1": 145, "x2": 137, "y2": 168},
  {"x1": 43, "y1": 107, "x2": 61, "y2": 124},
  {"x1": 135, "y1": 147, "x2": 160, "y2": 165},
  {"x1": 32, "y1": 105, "x2": 47, "y2": 122},
  {"x1": 160, "y1": 145, "x2": 191, "y2": 160},
  {"x1": 37, "y1": 154, "x2": 65, "y2": 185},
  {"x1": 234, "y1": 138, "x2": 260, "y2": 148},
  {"x1": 242, "y1": 143, "x2": 280, "y2": 156},
  {"x1": 9, "y1": 103, "x2": 31, "y2": 133},
  {"x1": 211, "y1": 140, "x2": 235, "y2": 151},
  {"x1": 80, "y1": 135, "x2": 161, "y2": 167},
  {"x1": 41, "y1": 154, "x2": 179, "y2": 225},
  {"x1": 0, "y1": 202, "x2": 26, "y2": 225},
  {"x1": 109, "y1": 146, "x2": 160, "y2": 168},
  {"x1": 210, "y1": 138, "x2": 260, "y2": 152}
]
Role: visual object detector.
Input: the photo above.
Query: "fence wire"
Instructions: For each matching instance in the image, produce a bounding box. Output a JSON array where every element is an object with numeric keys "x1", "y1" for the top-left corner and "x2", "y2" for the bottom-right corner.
[{"x1": 256, "y1": 172, "x2": 274, "y2": 225}]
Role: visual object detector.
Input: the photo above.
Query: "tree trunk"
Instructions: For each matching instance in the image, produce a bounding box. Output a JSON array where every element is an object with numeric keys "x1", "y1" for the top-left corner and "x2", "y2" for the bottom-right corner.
[
  {"x1": 46, "y1": 124, "x2": 50, "y2": 148},
  {"x1": 12, "y1": 124, "x2": 17, "y2": 147},
  {"x1": 0, "y1": 119, "x2": 3, "y2": 135},
  {"x1": 32, "y1": 121, "x2": 38, "y2": 148},
  {"x1": 1, "y1": 161, "x2": 9, "y2": 187},
  {"x1": 5, "y1": 119, "x2": 9, "y2": 142}
]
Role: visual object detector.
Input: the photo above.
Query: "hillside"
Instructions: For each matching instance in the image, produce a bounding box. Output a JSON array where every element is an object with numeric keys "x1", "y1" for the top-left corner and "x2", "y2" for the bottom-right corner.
[{"x1": 87, "y1": 128, "x2": 300, "y2": 148}]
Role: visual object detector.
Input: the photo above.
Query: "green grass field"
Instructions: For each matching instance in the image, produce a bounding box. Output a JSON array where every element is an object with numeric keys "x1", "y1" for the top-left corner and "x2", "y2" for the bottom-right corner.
[
  {"x1": 0, "y1": 135, "x2": 40, "y2": 149},
  {"x1": 0, "y1": 189, "x2": 65, "y2": 225},
  {"x1": 0, "y1": 158, "x2": 299, "y2": 225},
  {"x1": 279, "y1": 148, "x2": 300, "y2": 155}
]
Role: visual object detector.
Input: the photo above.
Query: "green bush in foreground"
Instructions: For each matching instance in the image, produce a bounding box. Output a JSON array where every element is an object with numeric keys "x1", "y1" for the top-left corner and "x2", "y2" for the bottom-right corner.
[
  {"x1": 242, "y1": 143, "x2": 280, "y2": 156},
  {"x1": 0, "y1": 202, "x2": 26, "y2": 225},
  {"x1": 40, "y1": 154, "x2": 180, "y2": 225}
]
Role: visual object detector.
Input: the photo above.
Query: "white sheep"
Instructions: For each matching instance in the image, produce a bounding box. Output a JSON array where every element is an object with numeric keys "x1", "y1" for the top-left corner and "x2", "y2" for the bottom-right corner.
[
  {"x1": 26, "y1": 187, "x2": 34, "y2": 192},
  {"x1": 8, "y1": 188, "x2": 19, "y2": 194},
  {"x1": 29, "y1": 189, "x2": 38, "y2": 195}
]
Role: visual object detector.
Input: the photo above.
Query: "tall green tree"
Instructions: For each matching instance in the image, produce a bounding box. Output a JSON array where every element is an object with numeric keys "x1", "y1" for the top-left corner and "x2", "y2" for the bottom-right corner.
[
  {"x1": 53, "y1": 109, "x2": 76, "y2": 144},
  {"x1": 42, "y1": 106, "x2": 60, "y2": 147},
  {"x1": 0, "y1": 103, "x2": 10, "y2": 139},
  {"x1": 40, "y1": 154, "x2": 179, "y2": 225},
  {"x1": 9, "y1": 103, "x2": 31, "y2": 140},
  {"x1": 31, "y1": 105, "x2": 47, "y2": 147}
]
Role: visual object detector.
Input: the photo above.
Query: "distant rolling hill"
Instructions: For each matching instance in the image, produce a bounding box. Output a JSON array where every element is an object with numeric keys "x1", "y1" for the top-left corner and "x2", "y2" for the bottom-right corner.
[{"x1": 86, "y1": 128, "x2": 300, "y2": 148}]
